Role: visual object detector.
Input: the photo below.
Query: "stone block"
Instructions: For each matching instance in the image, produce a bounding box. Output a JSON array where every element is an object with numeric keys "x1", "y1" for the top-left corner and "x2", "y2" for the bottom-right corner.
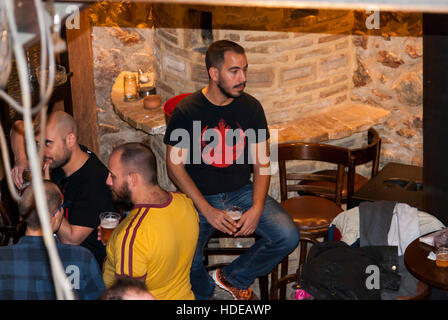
[
  {"x1": 335, "y1": 40, "x2": 349, "y2": 50},
  {"x1": 245, "y1": 46, "x2": 270, "y2": 54},
  {"x1": 275, "y1": 38, "x2": 314, "y2": 53},
  {"x1": 244, "y1": 33, "x2": 289, "y2": 42},
  {"x1": 318, "y1": 34, "x2": 346, "y2": 44},
  {"x1": 320, "y1": 54, "x2": 348, "y2": 74},
  {"x1": 163, "y1": 55, "x2": 187, "y2": 77},
  {"x1": 392, "y1": 73, "x2": 422, "y2": 107},
  {"x1": 295, "y1": 46, "x2": 333, "y2": 61},
  {"x1": 352, "y1": 33, "x2": 368, "y2": 49},
  {"x1": 281, "y1": 63, "x2": 315, "y2": 83},
  {"x1": 249, "y1": 55, "x2": 288, "y2": 65},
  {"x1": 296, "y1": 79, "x2": 331, "y2": 94},
  {"x1": 335, "y1": 94, "x2": 348, "y2": 105},
  {"x1": 353, "y1": 59, "x2": 372, "y2": 87},
  {"x1": 272, "y1": 95, "x2": 313, "y2": 111},
  {"x1": 247, "y1": 68, "x2": 275, "y2": 88},
  {"x1": 377, "y1": 50, "x2": 404, "y2": 68},
  {"x1": 156, "y1": 28, "x2": 178, "y2": 45},
  {"x1": 224, "y1": 33, "x2": 240, "y2": 42},
  {"x1": 190, "y1": 63, "x2": 209, "y2": 83},
  {"x1": 156, "y1": 80, "x2": 175, "y2": 96},
  {"x1": 319, "y1": 84, "x2": 349, "y2": 98}
]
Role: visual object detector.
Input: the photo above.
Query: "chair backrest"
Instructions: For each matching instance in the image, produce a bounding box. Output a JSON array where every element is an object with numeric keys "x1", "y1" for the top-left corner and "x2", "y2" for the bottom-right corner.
[
  {"x1": 278, "y1": 142, "x2": 352, "y2": 206},
  {"x1": 351, "y1": 127, "x2": 381, "y2": 178},
  {"x1": 346, "y1": 127, "x2": 382, "y2": 207}
]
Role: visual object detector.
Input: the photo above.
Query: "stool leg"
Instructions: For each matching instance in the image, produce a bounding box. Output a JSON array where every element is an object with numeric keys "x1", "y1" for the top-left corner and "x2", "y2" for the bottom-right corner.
[
  {"x1": 258, "y1": 275, "x2": 269, "y2": 300},
  {"x1": 299, "y1": 240, "x2": 308, "y2": 265},
  {"x1": 279, "y1": 256, "x2": 289, "y2": 300},
  {"x1": 270, "y1": 265, "x2": 279, "y2": 300}
]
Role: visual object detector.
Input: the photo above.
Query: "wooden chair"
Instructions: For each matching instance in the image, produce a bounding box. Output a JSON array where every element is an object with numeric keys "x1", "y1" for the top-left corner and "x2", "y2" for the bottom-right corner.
[
  {"x1": 298, "y1": 128, "x2": 381, "y2": 210},
  {"x1": 203, "y1": 230, "x2": 269, "y2": 300},
  {"x1": 269, "y1": 142, "x2": 352, "y2": 300}
]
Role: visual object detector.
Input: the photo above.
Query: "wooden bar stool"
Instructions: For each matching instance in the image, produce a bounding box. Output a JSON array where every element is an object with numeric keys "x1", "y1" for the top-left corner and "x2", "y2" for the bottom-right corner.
[{"x1": 270, "y1": 142, "x2": 352, "y2": 300}]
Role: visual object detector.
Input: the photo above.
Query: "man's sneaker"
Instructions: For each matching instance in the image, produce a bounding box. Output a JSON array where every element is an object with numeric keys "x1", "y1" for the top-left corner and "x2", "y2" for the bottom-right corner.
[{"x1": 212, "y1": 268, "x2": 258, "y2": 300}]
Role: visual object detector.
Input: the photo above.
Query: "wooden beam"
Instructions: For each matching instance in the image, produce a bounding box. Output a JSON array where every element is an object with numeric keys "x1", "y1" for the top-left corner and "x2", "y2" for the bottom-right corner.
[
  {"x1": 53, "y1": 0, "x2": 448, "y2": 13},
  {"x1": 65, "y1": 7, "x2": 100, "y2": 155}
]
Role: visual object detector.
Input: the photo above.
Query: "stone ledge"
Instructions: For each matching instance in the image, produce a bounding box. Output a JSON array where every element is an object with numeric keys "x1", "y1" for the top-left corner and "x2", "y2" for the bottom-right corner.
[
  {"x1": 269, "y1": 103, "x2": 391, "y2": 144},
  {"x1": 111, "y1": 71, "x2": 166, "y2": 135},
  {"x1": 111, "y1": 71, "x2": 391, "y2": 143}
]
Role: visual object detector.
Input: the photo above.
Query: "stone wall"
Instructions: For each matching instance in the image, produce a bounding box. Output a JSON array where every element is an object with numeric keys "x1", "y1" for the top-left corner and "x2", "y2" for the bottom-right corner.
[
  {"x1": 350, "y1": 12, "x2": 423, "y2": 166},
  {"x1": 90, "y1": 4, "x2": 423, "y2": 195}
]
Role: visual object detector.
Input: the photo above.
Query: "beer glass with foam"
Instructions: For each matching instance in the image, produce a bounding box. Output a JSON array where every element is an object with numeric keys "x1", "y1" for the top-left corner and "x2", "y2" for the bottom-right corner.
[
  {"x1": 100, "y1": 212, "x2": 121, "y2": 244},
  {"x1": 435, "y1": 231, "x2": 448, "y2": 267},
  {"x1": 225, "y1": 206, "x2": 243, "y2": 225}
]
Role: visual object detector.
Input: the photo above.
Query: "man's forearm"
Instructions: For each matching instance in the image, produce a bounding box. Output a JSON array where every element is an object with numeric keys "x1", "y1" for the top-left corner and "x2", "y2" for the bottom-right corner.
[
  {"x1": 250, "y1": 141, "x2": 271, "y2": 213},
  {"x1": 10, "y1": 120, "x2": 27, "y2": 163},
  {"x1": 252, "y1": 163, "x2": 270, "y2": 213},
  {"x1": 167, "y1": 162, "x2": 213, "y2": 215},
  {"x1": 56, "y1": 217, "x2": 92, "y2": 245}
]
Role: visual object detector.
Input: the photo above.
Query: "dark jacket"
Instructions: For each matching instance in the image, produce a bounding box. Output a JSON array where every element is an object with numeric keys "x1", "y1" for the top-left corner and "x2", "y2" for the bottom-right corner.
[
  {"x1": 299, "y1": 241, "x2": 401, "y2": 300},
  {"x1": 299, "y1": 201, "x2": 418, "y2": 299}
]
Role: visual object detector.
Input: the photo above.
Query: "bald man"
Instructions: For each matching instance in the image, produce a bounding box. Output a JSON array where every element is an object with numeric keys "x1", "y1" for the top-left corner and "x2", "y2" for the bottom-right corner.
[{"x1": 10, "y1": 111, "x2": 115, "y2": 265}]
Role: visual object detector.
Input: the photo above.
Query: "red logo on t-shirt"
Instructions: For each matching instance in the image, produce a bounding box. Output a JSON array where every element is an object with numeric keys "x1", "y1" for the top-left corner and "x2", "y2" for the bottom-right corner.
[{"x1": 200, "y1": 119, "x2": 246, "y2": 168}]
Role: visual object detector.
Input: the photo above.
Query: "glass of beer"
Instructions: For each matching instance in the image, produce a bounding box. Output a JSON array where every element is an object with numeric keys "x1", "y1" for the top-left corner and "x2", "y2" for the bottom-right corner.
[
  {"x1": 225, "y1": 206, "x2": 243, "y2": 225},
  {"x1": 100, "y1": 212, "x2": 121, "y2": 244},
  {"x1": 435, "y1": 232, "x2": 448, "y2": 267}
]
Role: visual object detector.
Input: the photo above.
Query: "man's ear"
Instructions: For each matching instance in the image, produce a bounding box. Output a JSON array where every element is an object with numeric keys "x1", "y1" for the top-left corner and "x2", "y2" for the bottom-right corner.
[
  {"x1": 128, "y1": 172, "x2": 139, "y2": 188},
  {"x1": 65, "y1": 132, "x2": 76, "y2": 148},
  {"x1": 209, "y1": 66, "x2": 219, "y2": 82}
]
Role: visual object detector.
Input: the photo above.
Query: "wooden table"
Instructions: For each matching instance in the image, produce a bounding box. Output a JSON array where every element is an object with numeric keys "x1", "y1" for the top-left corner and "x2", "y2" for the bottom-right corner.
[
  {"x1": 351, "y1": 162, "x2": 424, "y2": 210},
  {"x1": 404, "y1": 236, "x2": 448, "y2": 290}
]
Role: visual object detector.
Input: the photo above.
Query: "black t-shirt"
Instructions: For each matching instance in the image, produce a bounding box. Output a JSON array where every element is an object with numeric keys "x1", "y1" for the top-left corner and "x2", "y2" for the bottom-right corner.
[
  {"x1": 51, "y1": 146, "x2": 115, "y2": 266},
  {"x1": 163, "y1": 90, "x2": 269, "y2": 195}
]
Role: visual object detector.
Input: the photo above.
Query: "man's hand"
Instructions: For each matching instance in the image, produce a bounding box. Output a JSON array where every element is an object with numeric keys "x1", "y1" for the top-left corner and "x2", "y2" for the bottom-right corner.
[
  {"x1": 234, "y1": 207, "x2": 262, "y2": 237},
  {"x1": 11, "y1": 158, "x2": 28, "y2": 190},
  {"x1": 43, "y1": 161, "x2": 50, "y2": 180},
  {"x1": 97, "y1": 225, "x2": 105, "y2": 246},
  {"x1": 204, "y1": 207, "x2": 238, "y2": 235}
]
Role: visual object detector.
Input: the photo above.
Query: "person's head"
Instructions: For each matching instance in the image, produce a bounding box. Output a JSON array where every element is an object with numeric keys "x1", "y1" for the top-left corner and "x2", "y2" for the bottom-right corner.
[
  {"x1": 101, "y1": 277, "x2": 156, "y2": 300},
  {"x1": 106, "y1": 143, "x2": 158, "y2": 210},
  {"x1": 205, "y1": 40, "x2": 248, "y2": 98},
  {"x1": 19, "y1": 180, "x2": 65, "y2": 233},
  {"x1": 41, "y1": 111, "x2": 78, "y2": 169}
]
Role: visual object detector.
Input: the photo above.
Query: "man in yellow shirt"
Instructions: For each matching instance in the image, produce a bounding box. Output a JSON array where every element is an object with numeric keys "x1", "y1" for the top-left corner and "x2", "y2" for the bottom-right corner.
[{"x1": 102, "y1": 142, "x2": 199, "y2": 300}]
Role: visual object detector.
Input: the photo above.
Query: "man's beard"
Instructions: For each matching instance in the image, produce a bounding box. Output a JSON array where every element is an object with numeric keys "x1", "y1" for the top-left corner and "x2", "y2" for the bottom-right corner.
[
  {"x1": 111, "y1": 182, "x2": 134, "y2": 212},
  {"x1": 217, "y1": 80, "x2": 245, "y2": 99},
  {"x1": 47, "y1": 148, "x2": 72, "y2": 169}
]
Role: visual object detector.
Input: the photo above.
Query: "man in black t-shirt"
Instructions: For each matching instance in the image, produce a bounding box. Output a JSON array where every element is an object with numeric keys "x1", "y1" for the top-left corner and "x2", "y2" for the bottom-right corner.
[
  {"x1": 164, "y1": 40, "x2": 300, "y2": 300},
  {"x1": 11, "y1": 111, "x2": 114, "y2": 266}
]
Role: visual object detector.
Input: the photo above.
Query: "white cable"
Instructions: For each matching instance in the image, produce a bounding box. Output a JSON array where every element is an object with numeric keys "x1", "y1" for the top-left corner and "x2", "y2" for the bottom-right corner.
[
  {"x1": 0, "y1": 0, "x2": 55, "y2": 117},
  {"x1": 4, "y1": 0, "x2": 74, "y2": 300},
  {"x1": 34, "y1": 0, "x2": 55, "y2": 113}
]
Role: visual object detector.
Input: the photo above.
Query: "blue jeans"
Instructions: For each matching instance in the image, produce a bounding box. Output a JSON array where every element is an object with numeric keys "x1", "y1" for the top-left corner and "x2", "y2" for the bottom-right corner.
[{"x1": 190, "y1": 183, "x2": 300, "y2": 300}]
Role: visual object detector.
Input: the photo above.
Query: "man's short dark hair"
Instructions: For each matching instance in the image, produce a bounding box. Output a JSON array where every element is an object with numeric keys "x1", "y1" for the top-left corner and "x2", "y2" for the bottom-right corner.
[
  {"x1": 101, "y1": 277, "x2": 149, "y2": 300},
  {"x1": 19, "y1": 180, "x2": 63, "y2": 229},
  {"x1": 205, "y1": 40, "x2": 245, "y2": 73},
  {"x1": 113, "y1": 142, "x2": 158, "y2": 186}
]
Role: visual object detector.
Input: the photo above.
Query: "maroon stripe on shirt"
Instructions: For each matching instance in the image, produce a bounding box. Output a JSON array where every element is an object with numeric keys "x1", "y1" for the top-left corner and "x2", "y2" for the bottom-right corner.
[
  {"x1": 128, "y1": 207, "x2": 150, "y2": 277},
  {"x1": 120, "y1": 207, "x2": 142, "y2": 275}
]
